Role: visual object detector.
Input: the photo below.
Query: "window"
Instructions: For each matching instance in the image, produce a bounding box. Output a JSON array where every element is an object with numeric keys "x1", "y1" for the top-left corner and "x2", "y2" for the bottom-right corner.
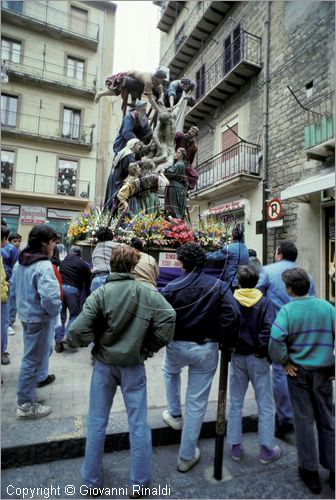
[
  {"x1": 67, "y1": 56, "x2": 85, "y2": 81},
  {"x1": 62, "y1": 107, "x2": 81, "y2": 140},
  {"x1": 222, "y1": 123, "x2": 239, "y2": 160},
  {"x1": 1, "y1": 38, "x2": 21, "y2": 63},
  {"x1": 3, "y1": 1, "x2": 23, "y2": 13},
  {"x1": 196, "y1": 64, "x2": 205, "y2": 100},
  {"x1": 1, "y1": 94, "x2": 18, "y2": 128},
  {"x1": 1, "y1": 149, "x2": 15, "y2": 189},
  {"x1": 224, "y1": 24, "x2": 242, "y2": 75},
  {"x1": 57, "y1": 159, "x2": 78, "y2": 196},
  {"x1": 70, "y1": 6, "x2": 88, "y2": 35}
]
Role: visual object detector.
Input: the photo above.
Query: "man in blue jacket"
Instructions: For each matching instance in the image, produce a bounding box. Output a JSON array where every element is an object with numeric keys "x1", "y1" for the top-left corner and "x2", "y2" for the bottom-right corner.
[
  {"x1": 257, "y1": 241, "x2": 315, "y2": 438},
  {"x1": 206, "y1": 225, "x2": 249, "y2": 290},
  {"x1": 14, "y1": 225, "x2": 61, "y2": 419},
  {"x1": 161, "y1": 243, "x2": 240, "y2": 473}
]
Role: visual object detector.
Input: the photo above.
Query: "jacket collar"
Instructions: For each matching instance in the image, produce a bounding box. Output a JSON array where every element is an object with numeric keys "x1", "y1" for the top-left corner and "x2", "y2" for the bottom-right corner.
[{"x1": 106, "y1": 272, "x2": 135, "y2": 282}]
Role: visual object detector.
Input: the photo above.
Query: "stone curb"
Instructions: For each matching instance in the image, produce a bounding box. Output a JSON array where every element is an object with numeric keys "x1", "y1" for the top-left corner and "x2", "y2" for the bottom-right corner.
[{"x1": 2, "y1": 410, "x2": 258, "y2": 469}]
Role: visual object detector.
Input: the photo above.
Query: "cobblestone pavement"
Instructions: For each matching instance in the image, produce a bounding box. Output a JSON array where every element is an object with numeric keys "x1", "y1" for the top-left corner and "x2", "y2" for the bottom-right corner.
[{"x1": 1, "y1": 321, "x2": 257, "y2": 421}]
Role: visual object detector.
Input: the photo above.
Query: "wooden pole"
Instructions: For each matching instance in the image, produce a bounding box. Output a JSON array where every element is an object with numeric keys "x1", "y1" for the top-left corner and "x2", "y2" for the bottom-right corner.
[{"x1": 213, "y1": 348, "x2": 230, "y2": 480}]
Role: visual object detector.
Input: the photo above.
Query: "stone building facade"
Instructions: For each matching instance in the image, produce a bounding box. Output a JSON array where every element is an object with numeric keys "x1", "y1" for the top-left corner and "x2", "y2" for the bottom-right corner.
[
  {"x1": 1, "y1": 0, "x2": 117, "y2": 243},
  {"x1": 154, "y1": 0, "x2": 335, "y2": 301}
]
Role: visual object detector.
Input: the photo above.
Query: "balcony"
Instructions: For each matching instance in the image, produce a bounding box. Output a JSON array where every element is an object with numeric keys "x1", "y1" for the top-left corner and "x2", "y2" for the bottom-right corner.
[
  {"x1": 1, "y1": 171, "x2": 90, "y2": 206},
  {"x1": 160, "y1": 1, "x2": 233, "y2": 78},
  {"x1": 1, "y1": 1, "x2": 99, "y2": 50},
  {"x1": 304, "y1": 91, "x2": 335, "y2": 161},
  {"x1": 153, "y1": 1, "x2": 186, "y2": 33},
  {"x1": 2, "y1": 56, "x2": 96, "y2": 99},
  {"x1": 2, "y1": 111, "x2": 94, "y2": 150},
  {"x1": 191, "y1": 142, "x2": 261, "y2": 201},
  {"x1": 185, "y1": 30, "x2": 262, "y2": 128}
]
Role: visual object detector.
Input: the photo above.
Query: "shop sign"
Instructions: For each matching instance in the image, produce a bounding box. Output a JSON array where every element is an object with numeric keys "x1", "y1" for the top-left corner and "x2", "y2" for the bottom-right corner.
[
  {"x1": 202, "y1": 199, "x2": 245, "y2": 216},
  {"x1": 158, "y1": 252, "x2": 180, "y2": 268},
  {"x1": 21, "y1": 206, "x2": 46, "y2": 224}
]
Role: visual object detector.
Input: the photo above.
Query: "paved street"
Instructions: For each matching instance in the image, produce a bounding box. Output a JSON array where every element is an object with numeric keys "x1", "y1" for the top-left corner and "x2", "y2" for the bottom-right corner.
[
  {"x1": 1, "y1": 321, "x2": 257, "y2": 422},
  {"x1": 1, "y1": 434, "x2": 334, "y2": 499}
]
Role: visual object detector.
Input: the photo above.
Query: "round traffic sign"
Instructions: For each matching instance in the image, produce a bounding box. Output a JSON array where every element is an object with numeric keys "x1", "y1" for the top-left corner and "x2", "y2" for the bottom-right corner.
[{"x1": 267, "y1": 198, "x2": 283, "y2": 221}]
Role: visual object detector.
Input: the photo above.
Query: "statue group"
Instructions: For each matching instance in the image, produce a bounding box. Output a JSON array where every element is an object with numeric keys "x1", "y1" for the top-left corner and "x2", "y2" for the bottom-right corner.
[{"x1": 99, "y1": 68, "x2": 199, "y2": 222}]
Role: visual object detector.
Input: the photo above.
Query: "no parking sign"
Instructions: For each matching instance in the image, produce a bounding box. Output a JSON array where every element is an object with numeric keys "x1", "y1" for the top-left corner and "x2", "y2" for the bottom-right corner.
[{"x1": 267, "y1": 198, "x2": 283, "y2": 221}]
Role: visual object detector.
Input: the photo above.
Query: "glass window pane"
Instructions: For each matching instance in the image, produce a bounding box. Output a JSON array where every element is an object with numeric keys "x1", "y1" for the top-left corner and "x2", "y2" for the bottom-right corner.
[
  {"x1": 12, "y1": 42, "x2": 21, "y2": 63},
  {"x1": 1, "y1": 149, "x2": 15, "y2": 189},
  {"x1": 67, "y1": 58, "x2": 75, "y2": 77},
  {"x1": 1, "y1": 39, "x2": 10, "y2": 60}
]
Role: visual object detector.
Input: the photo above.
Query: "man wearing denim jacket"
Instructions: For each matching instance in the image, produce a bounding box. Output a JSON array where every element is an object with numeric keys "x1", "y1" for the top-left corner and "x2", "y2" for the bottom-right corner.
[{"x1": 13, "y1": 224, "x2": 61, "y2": 419}]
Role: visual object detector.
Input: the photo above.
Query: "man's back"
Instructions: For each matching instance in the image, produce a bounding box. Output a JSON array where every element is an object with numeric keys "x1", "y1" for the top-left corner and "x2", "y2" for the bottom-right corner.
[{"x1": 59, "y1": 254, "x2": 91, "y2": 293}]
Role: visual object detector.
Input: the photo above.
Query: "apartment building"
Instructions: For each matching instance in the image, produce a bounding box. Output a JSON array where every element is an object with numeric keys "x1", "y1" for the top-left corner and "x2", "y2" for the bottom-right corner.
[
  {"x1": 154, "y1": 0, "x2": 335, "y2": 301},
  {"x1": 1, "y1": 0, "x2": 117, "y2": 242}
]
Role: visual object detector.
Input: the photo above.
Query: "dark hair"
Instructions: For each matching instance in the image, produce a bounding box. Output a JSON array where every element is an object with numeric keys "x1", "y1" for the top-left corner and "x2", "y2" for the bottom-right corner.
[
  {"x1": 69, "y1": 245, "x2": 82, "y2": 257},
  {"x1": 281, "y1": 268, "x2": 310, "y2": 296},
  {"x1": 96, "y1": 227, "x2": 113, "y2": 242},
  {"x1": 176, "y1": 147, "x2": 187, "y2": 163},
  {"x1": 232, "y1": 224, "x2": 243, "y2": 242},
  {"x1": 154, "y1": 68, "x2": 167, "y2": 79},
  {"x1": 110, "y1": 245, "x2": 139, "y2": 273},
  {"x1": 1, "y1": 218, "x2": 7, "y2": 227},
  {"x1": 248, "y1": 248, "x2": 257, "y2": 257},
  {"x1": 237, "y1": 265, "x2": 259, "y2": 288},
  {"x1": 176, "y1": 243, "x2": 206, "y2": 272},
  {"x1": 277, "y1": 241, "x2": 298, "y2": 262},
  {"x1": 28, "y1": 224, "x2": 58, "y2": 249},
  {"x1": 1, "y1": 225, "x2": 9, "y2": 240},
  {"x1": 130, "y1": 237, "x2": 143, "y2": 252},
  {"x1": 8, "y1": 232, "x2": 22, "y2": 241}
]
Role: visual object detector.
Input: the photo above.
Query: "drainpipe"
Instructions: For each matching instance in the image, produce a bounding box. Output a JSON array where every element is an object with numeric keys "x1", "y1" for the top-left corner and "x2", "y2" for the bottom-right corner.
[{"x1": 262, "y1": 0, "x2": 270, "y2": 264}]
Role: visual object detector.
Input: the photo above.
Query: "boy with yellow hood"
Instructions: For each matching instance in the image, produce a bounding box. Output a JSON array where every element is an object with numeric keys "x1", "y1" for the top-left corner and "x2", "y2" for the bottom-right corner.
[{"x1": 227, "y1": 265, "x2": 281, "y2": 465}]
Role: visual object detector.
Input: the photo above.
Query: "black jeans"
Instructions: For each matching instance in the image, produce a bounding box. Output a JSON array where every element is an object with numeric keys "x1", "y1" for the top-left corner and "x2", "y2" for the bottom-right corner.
[{"x1": 287, "y1": 366, "x2": 335, "y2": 471}]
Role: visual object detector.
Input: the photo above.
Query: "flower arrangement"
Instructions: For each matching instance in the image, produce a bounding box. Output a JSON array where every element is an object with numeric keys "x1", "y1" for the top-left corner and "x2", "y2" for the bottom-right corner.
[
  {"x1": 67, "y1": 208, "x2": 231, "y2": 250},
  {"x1": 193, "y1": 219, "x2": 230, "y2": 251}
]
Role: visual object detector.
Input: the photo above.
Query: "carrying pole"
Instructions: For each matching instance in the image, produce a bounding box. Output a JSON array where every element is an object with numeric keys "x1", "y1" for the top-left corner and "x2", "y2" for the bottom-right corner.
[{"x1": 213, "y1": 348, "x2": 230, "y2": 480}]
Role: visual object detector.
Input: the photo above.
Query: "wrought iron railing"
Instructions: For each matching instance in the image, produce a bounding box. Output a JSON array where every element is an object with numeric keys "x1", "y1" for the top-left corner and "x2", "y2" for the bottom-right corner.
[
  {"x1": 195, "y1": 30, "x2": 261, "y2": 103},
  {"x1": 2, "y1": 54, "x2": 96, "y2": 91},
  {"x1": 1, "y1": 111, "x2": 94, "y2": 145},
  {"x1": 1, "y1": 170, "x2": 90, "y2": 198},
  {"x1": 304, "y1": 91, "x2": 335, "y2": 149},
  {"x1": 2, "y1": 0, "x2": 99, "y2": 41},
  {"x1": 195, "y1": 142, "x2": 260, "y2": 192},
  {"x1": 160, "y1": 0, "x2": 212, "y2": 66}
]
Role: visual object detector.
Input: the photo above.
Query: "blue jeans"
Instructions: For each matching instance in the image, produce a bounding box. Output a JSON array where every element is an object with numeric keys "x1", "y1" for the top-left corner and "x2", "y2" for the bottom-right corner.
[
  {"x1": 81, "y1": 360, "x2": 152, "y2": 488},
  {"x1": 227, "y1": 354, "x2": 275, "y2": 448},
  {"x1": 59, "y1": 285, "x2": 81, "y2": 340},
  {"x1": 38, "y1": 318, "x2": 56, "y2": 382},
  {"x1": 1, "y1": 301, "x2": 9, "y2": 353},
  {"x1": 162, "y1": 340, "x2": 218, "y2": 460},
  {"x1": 17, "y1": 321, "x2": 51, "y2": 405},
  {"x1": 90, "y1": 273, "x2": 109, "y2": 293},
  {"x1": 287, "y1": 366, "x2": 335, "y2": 471},
  {"x1": 8, "y1": 282, "x2": 17, "y2": 325},
  {"x1": 272, "y1": 363, "x2": 293, "y2": 425}
]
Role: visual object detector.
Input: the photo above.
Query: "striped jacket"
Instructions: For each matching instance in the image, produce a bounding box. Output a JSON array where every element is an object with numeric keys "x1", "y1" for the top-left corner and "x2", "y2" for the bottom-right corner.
[{"x1": 269, "y1": 296, "x2": 335, "y2": 369}]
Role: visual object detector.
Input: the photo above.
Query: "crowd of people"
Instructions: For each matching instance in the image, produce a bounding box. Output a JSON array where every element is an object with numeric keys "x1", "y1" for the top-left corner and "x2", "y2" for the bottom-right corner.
[{"x1": 0, "y1": 218, "x2": 334, "y2": 497}]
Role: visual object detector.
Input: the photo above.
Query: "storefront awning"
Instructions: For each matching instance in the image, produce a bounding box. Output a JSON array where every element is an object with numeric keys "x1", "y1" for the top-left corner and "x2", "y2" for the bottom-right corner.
[{"x1": 281, "y1": 169, "x2": 335, "y2": 202}]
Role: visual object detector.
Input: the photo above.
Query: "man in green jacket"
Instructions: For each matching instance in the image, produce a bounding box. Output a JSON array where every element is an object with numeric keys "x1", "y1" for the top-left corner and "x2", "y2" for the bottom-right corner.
[{"x1": 67, "y1": 245, "x2": 176, "y2": 498}]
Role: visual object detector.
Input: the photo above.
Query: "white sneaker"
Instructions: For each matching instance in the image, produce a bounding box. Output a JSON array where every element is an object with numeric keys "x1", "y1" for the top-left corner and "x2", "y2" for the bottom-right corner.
[
  {"x1": 177, "y1": 447, "x2": 201, "y2": 472},
  {"x1": 7, "y1": 326, "x2": 15, "y2": 335},
  {"x1": 162, "y1": 410, "x2": 183, "y2": 430},
  {"x1": 16, "y1": 402, "x2": 52, "y2": 419}
]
